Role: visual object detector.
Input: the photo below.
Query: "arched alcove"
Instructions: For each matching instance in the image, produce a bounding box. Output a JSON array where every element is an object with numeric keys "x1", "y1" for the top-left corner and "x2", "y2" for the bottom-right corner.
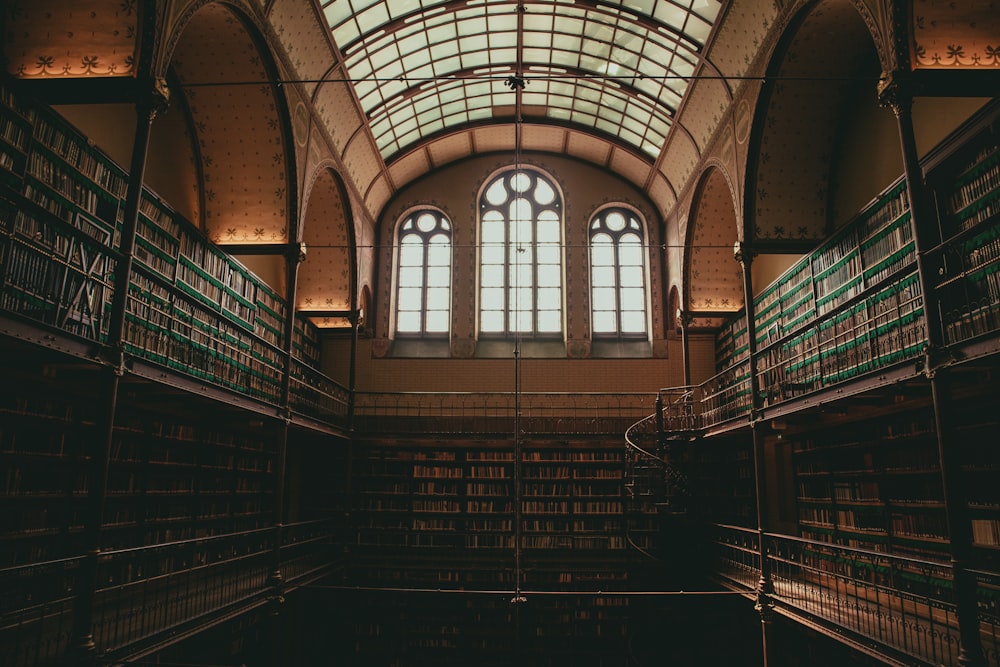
[
  {"x1": 164, "y1": 2, "x2": 293, "y2": 245},
  {"x1": 748, "y1": 0, "x2": 892, "y2": 245},
  {"x1": 685, "y1": 167, "x2": 742, "y2": 317},
  {"x1": 298, "y1": 167, "x2": 356, "y2": 329}
]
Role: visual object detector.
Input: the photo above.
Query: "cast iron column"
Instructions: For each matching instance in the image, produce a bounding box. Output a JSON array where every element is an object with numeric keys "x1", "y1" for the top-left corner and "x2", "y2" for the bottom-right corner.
[
  {"x1": 880, "y1": 73, "x2": 984, "y2": 667},
  {"x1": 735, "y1": 241, "x2": 776, "y2": 667},
  {"x1": 72, "y1": 80, "x2": 168, "y2": 666}
]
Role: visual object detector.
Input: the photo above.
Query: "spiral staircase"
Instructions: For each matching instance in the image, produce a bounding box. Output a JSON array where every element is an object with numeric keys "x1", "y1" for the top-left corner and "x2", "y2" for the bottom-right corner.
[{"x1": 623, "y1": 388, "x2": 703, "y2": 561}]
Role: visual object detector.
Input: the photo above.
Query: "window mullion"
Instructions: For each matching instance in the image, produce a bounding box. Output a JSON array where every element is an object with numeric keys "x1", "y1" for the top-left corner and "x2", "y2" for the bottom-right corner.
[{"x1": 420, "y1": 237, "x2": 429, "y2": 334}]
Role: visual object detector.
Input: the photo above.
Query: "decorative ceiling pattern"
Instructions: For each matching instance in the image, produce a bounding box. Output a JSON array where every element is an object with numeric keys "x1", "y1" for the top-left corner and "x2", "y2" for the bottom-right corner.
[
  {"x1": 299, "y1": 169, "x2": 353, "y2": 326},
  {"x1": 4, "y1": 0, "x2": 137, "y2": 78},
  {"x1": 687, "y1": 168, "x2": 741, "y2": 312},
  {"x1": 321, "y1": 0, "x2": 721, "y2": 162},
  {"x1": 913, "y1": 0, "x2": 1000, "y2": 68},
  {"x1": 753, "y1": 0, "x2": 871, "y2": 241},
  {"x1": 704, "y1": 0, "x2": 776, "y2": 80},
  {"x1": 170, "y1": 3, "x2": 289, "y2": 244}
]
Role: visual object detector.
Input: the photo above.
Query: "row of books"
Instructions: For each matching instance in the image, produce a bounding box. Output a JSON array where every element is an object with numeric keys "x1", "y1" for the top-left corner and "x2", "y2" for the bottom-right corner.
[
  {"x1": 947, "y1": 143, "x2": 1000, "y2": 232},
  {"x1": 858, "y1": 182, "x2": 910, "y2": 242},
  {"x1": 0, "y1": 114, "x2": 30, "y2": 152},
  {"x1": 890, "y1": 512, "x2": 948, "y2": 540},
  {"x1": 1, "y1": 86, "x2": 328, "y2": 394},
  {"x1": 32, "y1": 116, "x2": 128, "y2": 199}
]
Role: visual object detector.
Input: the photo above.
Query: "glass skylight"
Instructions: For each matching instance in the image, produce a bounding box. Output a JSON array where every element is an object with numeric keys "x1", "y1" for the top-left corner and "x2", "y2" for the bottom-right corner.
[{"x1": 320, "y1": 0, "x2": 721, "y2": 160}]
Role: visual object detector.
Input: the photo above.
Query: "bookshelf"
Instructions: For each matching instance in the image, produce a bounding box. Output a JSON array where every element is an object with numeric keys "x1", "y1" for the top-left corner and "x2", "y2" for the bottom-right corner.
[
  {"x1": 0, "y1": 367, "x2": 95, "y2": 566},
  {"x1": 0, "y1": 82, "x2": 329, "y2": 409},
  {"x1": 788, "y1": 405, "x2": 955, "y2": 560},
  {"x1": 353, "y1": 437, "x2": 626, "y2": 556},
  {"x1": 0, "y1": 347, "x2": 282, "y2": 569},
  {"x1": 714, "y1": 175, "x2": 923, "y2": 411},
  {"x1": 927, "y1": 104, "x2": 1000, "y2": 346},
  {"x1": 105, "y1": 412, "x2": 278, "y2": 552}
]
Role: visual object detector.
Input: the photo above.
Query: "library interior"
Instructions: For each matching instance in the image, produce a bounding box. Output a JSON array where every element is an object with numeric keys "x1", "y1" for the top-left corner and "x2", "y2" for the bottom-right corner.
[{"x1": 1, "y1": 1, "x2": 999, "y2": 665}]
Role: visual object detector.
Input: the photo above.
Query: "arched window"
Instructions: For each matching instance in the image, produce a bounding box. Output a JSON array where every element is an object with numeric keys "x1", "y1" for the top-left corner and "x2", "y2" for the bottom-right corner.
[
  {"x1": 395, "y1": 209, "x2": 451, "y2": 336},
  {"x1": 479, "y1": 169, "x2": 563, "y2": 336},
  {"x1": 590, "y1": 207, "x2": 648, "y2": 337}
]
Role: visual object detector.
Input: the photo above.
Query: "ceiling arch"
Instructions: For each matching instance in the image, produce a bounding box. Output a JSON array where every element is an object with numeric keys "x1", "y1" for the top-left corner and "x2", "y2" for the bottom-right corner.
[
  {"x1": 299, "y1": 167, "x2": 356, "y2": 327},
  {"x1": 686, "y1": 165, "x2": 741, "y2": 314},
  {"x1": 166, "y1": 2, "x2": 294, "y2": 244},
  {"x1": 748, "y1": 0, "x2": 879, "y2": 244},
  {"x1": 321, "y1": 0, "x2": 721, "y2": 164}
]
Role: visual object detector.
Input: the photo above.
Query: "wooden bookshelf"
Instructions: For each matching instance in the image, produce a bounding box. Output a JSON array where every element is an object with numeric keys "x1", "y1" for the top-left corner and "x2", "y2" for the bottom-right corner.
[
  {"x1": 927, "y1": 103, "x2": 1000, "y2": 346},
  {"x1": 353, "y1": 437, "x2": 626, "y2": 557},
  {"x1": 0, "y1": 371, "x2": 95, "y2": 566},
  {"x1": 0, "y1": 82, "x2": 325, "y2": 409},
  {"x1": 713, "y1": 175, "x2": 925, "y2": 412},
  {"x1": 788, "y1": 407, "x2": 957, "y2": 560}
]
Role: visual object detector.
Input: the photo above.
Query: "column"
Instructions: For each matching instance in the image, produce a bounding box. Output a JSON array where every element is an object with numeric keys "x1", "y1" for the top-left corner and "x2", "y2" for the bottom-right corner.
[
  {"x1": 735, "y1": 241, "x2": 777, "y2": 667},
  {"x1": 72, "y1": 80, "x2": 169, "y2": 666},
  {"x1": 677, "y1": 308, "x2": 694, "y2": 388},
  {"x1": 880, "y1": 73, "x2": 984, "y2": 667}
]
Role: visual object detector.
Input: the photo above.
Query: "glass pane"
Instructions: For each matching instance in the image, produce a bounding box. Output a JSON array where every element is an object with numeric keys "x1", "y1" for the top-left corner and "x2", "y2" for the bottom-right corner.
[
  {"x1": 480, "y1": 311, "x2": 504, "y2": 333},
  {"x1": 399, "y1": 242, "x2": 425, "y2": 267},
  {"x1": 536, "y1": 243, "x2": 560, "y2": 266},
  {"x1": 536, "y1": 310, "x2": 561, "y2": 333},
  {"x1": 397, "y1": 311, "x2": 421, "y2": 333},
  {"x1": 481, "y1": 287, "x2": 504, "y2": 310},
  {"x1": 510, "y1": 172, "x2": 531, "y2": 193},
  {"x1": 537, "y1": 264, "x2": 561, "y2": 288},
  {"x1": 510, "y1": 244, "x2": 533, "y2": 266},
  {"x1": 533, "y1": 178, "x2": 555, "y2": 205},
  {"x1": 620, "y1": 265, "x2": 644, "y2": 287},
  {"x1": 481, "y1": 265, "x2": 504, "y2": 287},
  {"x1": 416, "y1": 212, "x2": 438, "y2": 232},
  {"x1": 618, "y1": 238, "x2": 644, "y2": 265},
  {"x1": 536, "y1": 217, "x2": 560, "y2": 243},
  {"x1": 426, "y1": 287, "x2": 450, "y2": 310},
  {"x1": 510, "y1": 264, "x2": 533, "y2": 289},
  {"x1": 620, "y1": 287, "x2": 645, "y2": 311},
  {"x1": 605, "y1": 210, "x2": 626, "y2": 231},
  {"x1": 592, "y1": 311, "x2": 616, "y2": 333},
  {"x1": 398, "y1": 287, "x2": 423, "y2": 308},
  {"x1": 537, "y1": 287, "x2": 560, "y2": 310},
  {"x1": 590, "y1": 242, "x2": 614, "y2": 266},
  {"x1": 398, "y1": 266, "x2": 424, "y2": 287},
  {"x1": 511, "y1": 287, "x2": 533, "y2": 313},
  {"x1": 427, "y1": 242, "x2": 451, "y2": 267},
  {"x1": 511, "y1": 202, "x2": 533, "y2": 233},
  {"x1": 482, "y1": 216, "x2": 505, "y2": 243},
  {"x1": 485, "y1": 178, "x2": 508, "y2": 206},
  {"x1": 592, "y1": 267, "x2": 615, "y2": 287},
  {"x1": 426, "y1": 266, "x2": 450, "y2": 287},
  {"x1": 481, "y1": 244, "x2": 505, "y2": 266},
  {"x1": 621, "y1": 311, "x2": 646, "y2": 333},
  {"x1": 425, "y1": 310, "x2": 449, "y2": 333},
  {"x1": 592, "y1": 287, "x2": 616, "y2": 309},
  {"x1": 514, "y1": 309, "x2": 534, "y2": 333}
]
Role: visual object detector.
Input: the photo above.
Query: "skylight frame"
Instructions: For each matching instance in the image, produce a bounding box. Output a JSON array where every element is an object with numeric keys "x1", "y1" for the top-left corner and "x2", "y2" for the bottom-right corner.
[{"x1": 320, "y1": 0, "x2": 722, "y2": 160}]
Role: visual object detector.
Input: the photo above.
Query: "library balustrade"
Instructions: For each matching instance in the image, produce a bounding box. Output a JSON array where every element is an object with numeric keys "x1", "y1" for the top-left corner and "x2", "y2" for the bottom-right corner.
[
  {"x1": 0, "y1": 556, "x2": 83, "y2": 667},
  {"x1": 711, "y1": 524, "x2": 1000, "y2": 667},
  {"x1": 932, "y1": 215, "x2": 1000, "y2": 347},
  {"x1": 278, "y1": 518, "x2": 346, "y2": 584},
  {"x1": 351, "y1": 391, "x2": 654, "y2": 435},
  {"x1": 0, "y1": 199, "x2": 348, "y2": 421},
  {"x1": 287, "y1": 359, "x2": 350, "y2": 425},
  {"x1": 0, "y1": 523, "x2": 343, "y2": 667}
]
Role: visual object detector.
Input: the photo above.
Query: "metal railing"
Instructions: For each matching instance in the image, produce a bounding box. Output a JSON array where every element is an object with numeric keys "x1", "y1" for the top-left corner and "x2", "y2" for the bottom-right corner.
[
  {"x1": 352, "y1": 391, "x2": 656, "y2": 435},
  {"x1": 0, "y1": 521, "x2": 343, "y2": 666},
  {"x1": 711, "y1": 524, "x2": 1000, "y2": 667}
]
